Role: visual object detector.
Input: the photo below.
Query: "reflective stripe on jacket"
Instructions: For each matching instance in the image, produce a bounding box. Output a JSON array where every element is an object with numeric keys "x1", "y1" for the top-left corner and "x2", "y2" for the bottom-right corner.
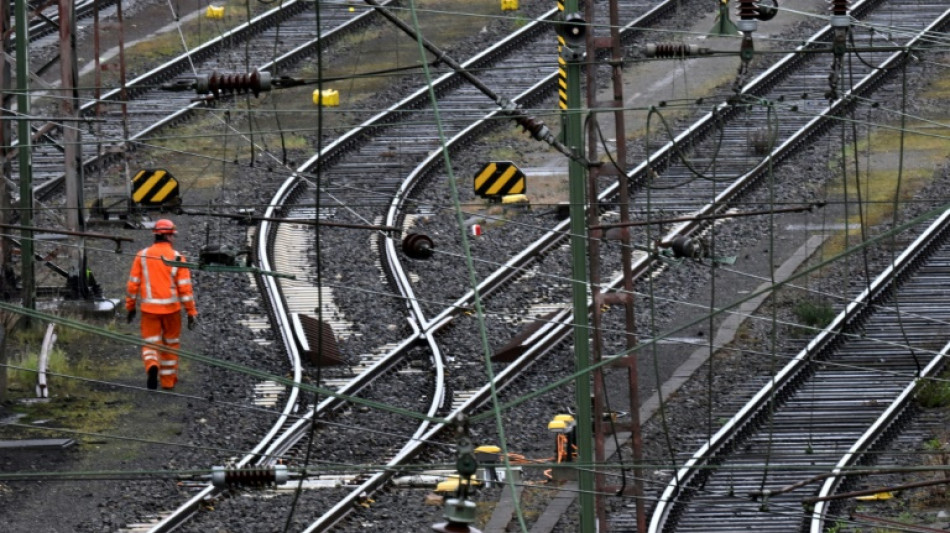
[{"x1": 126, "y1": 242, "x2": 198, "y2": 316}]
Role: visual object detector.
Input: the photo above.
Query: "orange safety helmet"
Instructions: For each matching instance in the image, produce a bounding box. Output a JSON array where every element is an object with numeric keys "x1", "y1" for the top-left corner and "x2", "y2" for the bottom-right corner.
[{"x1": 153, "y1": 218, "x2": 178, "y2": 235}]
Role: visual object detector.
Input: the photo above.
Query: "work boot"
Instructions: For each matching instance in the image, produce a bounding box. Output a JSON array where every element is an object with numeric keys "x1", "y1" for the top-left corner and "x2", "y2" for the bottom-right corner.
[{"x1": 147, "y1": 366, "x2": 158, "y2": 390}]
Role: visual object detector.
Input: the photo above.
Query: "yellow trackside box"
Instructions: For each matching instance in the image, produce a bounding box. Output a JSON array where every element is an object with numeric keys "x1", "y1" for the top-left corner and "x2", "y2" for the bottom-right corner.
[
  {"x1": 501, "y1": 0, "x2": 518, "y2": 11},
  {"x1": 502, "y1": 193, "x2": 528, "y2": 205},
  {"x1": 313, "y1": 89, "x2": 339, "y2": 107},
  {"x1": 206, "y1": 5, "x2": 224, "y2": 19}
]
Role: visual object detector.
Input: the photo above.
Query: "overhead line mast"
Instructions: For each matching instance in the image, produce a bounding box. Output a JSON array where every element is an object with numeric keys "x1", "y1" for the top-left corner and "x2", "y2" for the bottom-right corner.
[{"x1": 555, "y1": 0, "x2": 596, "y2": 530}]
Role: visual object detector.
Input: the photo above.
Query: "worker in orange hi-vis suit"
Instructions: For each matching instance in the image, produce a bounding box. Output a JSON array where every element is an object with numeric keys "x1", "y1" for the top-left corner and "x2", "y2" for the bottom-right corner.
[{"x1": 125, "y1": 219, "x2": 198, "y2": 390}]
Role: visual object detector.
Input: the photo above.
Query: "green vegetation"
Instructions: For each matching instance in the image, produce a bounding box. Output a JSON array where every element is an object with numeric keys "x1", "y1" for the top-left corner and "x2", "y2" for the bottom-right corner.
[
  {"x1": 793, "y1": 300, "x2": 836, "y2": 330},
  {"x1": 1, "y1": 322, "x2": 136, "y2": 444},
  {"x1": 916, "y1": 374, "x2": 950, "y2": 408}
]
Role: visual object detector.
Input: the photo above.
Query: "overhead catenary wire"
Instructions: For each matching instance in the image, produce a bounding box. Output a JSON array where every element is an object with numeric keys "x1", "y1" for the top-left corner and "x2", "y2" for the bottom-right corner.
[
  {"x1": 7, "y1": 2, "x2": 950, "y2": 524},
  {"x1": 467, "y1": 199, "x2": 950, "y2": 424}
]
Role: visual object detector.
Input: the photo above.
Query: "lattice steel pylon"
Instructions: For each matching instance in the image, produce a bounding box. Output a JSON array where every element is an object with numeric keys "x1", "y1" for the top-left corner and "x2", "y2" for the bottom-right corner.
[{"x1": 582, "y1": 0, "x2": 646, "y2": 530}]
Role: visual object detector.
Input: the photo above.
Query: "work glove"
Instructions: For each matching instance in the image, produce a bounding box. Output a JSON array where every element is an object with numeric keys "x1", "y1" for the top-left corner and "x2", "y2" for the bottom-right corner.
[
  {"x1": 188, "y1": 315, "x2": 198, "y2": 331},
  {"x1": 126, "y1": 309, "x2": 136, "y2": 324}
]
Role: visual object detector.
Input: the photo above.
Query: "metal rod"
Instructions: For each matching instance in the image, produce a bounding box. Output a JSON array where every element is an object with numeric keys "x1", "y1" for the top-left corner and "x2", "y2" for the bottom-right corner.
[
  {"x1": 15, "y1": 0, "x2": 34, "y2": 312},
  {"x1": 182, "y1": 210, "x2": 401, "y2": 232},
  {"x1": 590, "y1": 203, "x2": 822, "y2": 230},
  {"x1": 360, "y1": 0, "x2": 580, "y2": 162},
  {"x1": 0, "y1": 223, "x2": 133, "y2": 245}
]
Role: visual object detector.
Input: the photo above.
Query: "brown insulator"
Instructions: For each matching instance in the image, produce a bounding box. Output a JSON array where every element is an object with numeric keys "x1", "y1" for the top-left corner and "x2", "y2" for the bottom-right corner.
[
  {"x1": 831, "y1": 0, "x2": 849, "y2": 16},
  {"x1": 402, "y1": 233, "x2": 435, "y2": 259},
  {"x1": 738, "y1": 0, "x2": 758, "y2": 19},
  {"x1": 196, "y1": 70, "x2": 272, "y2": 99},
  {"x1": 645, "y1": 43, "x2": 711, "y2": 58}
]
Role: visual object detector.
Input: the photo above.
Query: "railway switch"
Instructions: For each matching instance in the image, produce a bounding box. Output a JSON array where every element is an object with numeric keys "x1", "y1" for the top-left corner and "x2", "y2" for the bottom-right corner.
[
  {"x1": 211, "y1": 465, "x2": 288, "y2": 487},
  {"x1": 402, "y1": 233, "x2": 435, "y2": 259}
]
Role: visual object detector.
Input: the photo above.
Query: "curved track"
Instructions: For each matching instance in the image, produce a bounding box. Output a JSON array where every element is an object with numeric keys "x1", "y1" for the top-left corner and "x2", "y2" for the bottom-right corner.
[
  {"x1": 51, "y1": 0, "x2": 946, "y2": 530},
  {"x1": 245, "y1": 0, "x2": 950, "y2": 531}
]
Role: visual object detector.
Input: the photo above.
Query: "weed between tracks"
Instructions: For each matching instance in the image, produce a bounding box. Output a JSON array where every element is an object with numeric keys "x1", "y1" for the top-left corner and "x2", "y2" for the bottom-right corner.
[{"x1": 1, "y1": 320, "x2": 137, "y2": 444}]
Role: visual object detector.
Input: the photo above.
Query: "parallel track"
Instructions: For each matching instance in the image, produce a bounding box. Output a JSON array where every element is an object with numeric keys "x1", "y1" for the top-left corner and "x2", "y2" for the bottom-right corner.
[
  {"x1": 650, "y1": 209, "x2": 950, "y2": 532},
  {"x1": 51, "y1": 0, "x2": 945, "y2": 530},
  {"x1": 647, "y1": 6, "x2": 950, "y2": 531},
  {"x1": 18, "y1": 0, "x2": 394, "y2": 200}
]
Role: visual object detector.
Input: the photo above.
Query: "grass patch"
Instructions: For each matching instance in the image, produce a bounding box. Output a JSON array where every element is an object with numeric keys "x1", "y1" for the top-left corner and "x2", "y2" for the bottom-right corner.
[
  {"x1": 916, "y1": 374, "x2": 950, "y2": 409},
  {"x1": 1, "y1": 322, "x2": 137, "y2": 443},
  {"x1": 792, "y1": 300, "x2": 836, "y2": 330}
]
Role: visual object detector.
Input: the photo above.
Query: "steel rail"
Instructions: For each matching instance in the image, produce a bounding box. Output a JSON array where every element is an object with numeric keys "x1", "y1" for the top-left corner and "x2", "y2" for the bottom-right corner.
[
  {"x1": 30, "y1": 0, "x2": 393, "y2": 201},
  {"x1": 649, "y1": 208, "x2": 950, "y2": 532},
  {"x1": 650, "y1": 3, "x2": 950, "y2": 532},
  {"x1": 250, "y1": 1, "x2": 680, "y2": 529},
  {"x1": 648, "y1": 5, "x2": 950, "y2": 531},
  {"x1": 406, "y1": 0, "x2": 867, "y2": 333},
  {"x1": 804, "y1": 11, "x2": 950, "y2": 529},
  {"x1": 252, "y1": 0, "x2": 932, "y2": 530},
  {"x1": 133, "y1": 5, "x2": 396, "y2": 531}
]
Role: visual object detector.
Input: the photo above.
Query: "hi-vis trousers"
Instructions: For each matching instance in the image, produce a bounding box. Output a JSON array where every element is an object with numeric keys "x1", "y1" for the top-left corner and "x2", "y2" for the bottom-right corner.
[{"x1": 140, "y1": 311, "x2": 182, "y2": 389}]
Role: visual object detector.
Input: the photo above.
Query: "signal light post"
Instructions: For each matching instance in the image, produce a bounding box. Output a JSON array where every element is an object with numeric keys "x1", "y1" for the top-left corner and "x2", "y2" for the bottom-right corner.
[
  {"x1": 560, "y1": 0, "x2": 647, "y2": 529},
  {"x1": 557, "y1": 0, "x2": 596, "y2": 531}
]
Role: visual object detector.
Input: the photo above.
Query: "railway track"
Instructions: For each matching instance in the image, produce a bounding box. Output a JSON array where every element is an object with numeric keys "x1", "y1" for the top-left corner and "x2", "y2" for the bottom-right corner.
[
  {"x1": 233, "y1": 0, "x2": 950, "y2": 531},
  {"x1": 640, "y1": 5, "x2": 950, "y2": 532},
  {"x1": 144, "y1": 1, "x2": 693, "y2": 530},
  {"x1": 16, "y1": 0, "x2": 397, "y2": 200},
  {"x1": 20, "y1": 0, "x2": 938, "y2": 530},
  {"x1": 649, "y1": 206, "x2": 950, "y2": 532}
]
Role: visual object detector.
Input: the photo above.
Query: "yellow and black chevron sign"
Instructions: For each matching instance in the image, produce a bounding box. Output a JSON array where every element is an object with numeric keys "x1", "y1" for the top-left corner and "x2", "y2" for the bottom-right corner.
[
  {"x1": 131, "y1": 169, "x2": 180, "y2": 207},
  {"x1": 557, "y1": 36, "x2": 567, "y2": 110},
  {"x1": 556, "y1": 1, "x2": 567, "y2": 110},
  {"x1": 474, "y1": 161, "x2": 526, "y2": 199}
]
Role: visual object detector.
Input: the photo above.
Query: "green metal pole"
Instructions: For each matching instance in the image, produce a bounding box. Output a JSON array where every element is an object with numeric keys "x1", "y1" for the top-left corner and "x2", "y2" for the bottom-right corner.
[
  {"x1": 14, "y1": 0, "x2": 33, "y2": 312},
  {"x1": 558, "y1": 0, "x2": 595, "y2": 530}
]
